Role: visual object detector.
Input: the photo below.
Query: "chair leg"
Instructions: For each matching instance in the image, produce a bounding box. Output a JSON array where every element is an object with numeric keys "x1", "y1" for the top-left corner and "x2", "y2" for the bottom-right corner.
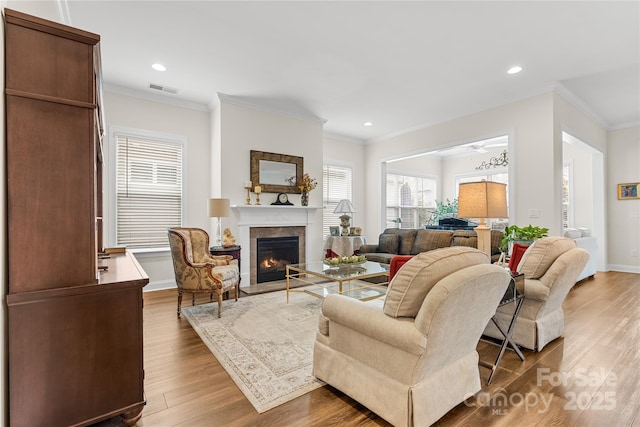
[
  {"x1": 192, "y1": 293, "x2": 196, "y2": 306},
  {"x1": 177, "y1": 291, "x2": 183, "y2": 318},
  {"x1": 235, "y1": 282, "x2": 239, "y2": 301},
  {"x1": 218, "y1": 293, "x2": 223, "y2": 318}
]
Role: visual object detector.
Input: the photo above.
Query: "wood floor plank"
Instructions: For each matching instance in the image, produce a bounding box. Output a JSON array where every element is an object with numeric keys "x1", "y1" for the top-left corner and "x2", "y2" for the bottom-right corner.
[{"x1": 92, "y1": 271, "x2": 639, "y2": 426}]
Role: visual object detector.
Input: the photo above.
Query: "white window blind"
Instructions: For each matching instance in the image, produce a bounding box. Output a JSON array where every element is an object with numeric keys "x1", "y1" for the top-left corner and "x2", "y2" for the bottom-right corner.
[
  {"x1": 386, "y1": 174, "x2": 437, "y2": 229},
  {"x1": 323, "y1": 165, "x2": 353, "y2": 234},
  {"x1": 115, "y1": 135, "x2": 183, "y2": 248}
]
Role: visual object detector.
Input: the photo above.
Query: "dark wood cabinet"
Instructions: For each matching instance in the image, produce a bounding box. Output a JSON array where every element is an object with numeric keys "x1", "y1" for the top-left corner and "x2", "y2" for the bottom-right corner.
[{"x1": 4, "y1": 9, "x2": 148, "y2": 426}]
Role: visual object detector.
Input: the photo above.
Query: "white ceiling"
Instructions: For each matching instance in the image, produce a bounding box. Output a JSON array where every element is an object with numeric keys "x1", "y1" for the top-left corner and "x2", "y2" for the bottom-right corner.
[{"x1": 60, "y1": 1, "x2": 639, "y2": 142}]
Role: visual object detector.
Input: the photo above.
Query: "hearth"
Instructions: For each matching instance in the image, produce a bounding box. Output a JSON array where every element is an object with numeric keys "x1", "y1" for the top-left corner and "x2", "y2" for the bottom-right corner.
[{"x1": 256, "y1": 236, "x2": 299, "y2": 283}]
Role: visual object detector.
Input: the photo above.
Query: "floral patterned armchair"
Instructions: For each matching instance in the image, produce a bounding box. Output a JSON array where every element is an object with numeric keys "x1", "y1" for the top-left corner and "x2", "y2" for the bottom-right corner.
[{"x1": 168, "y1": 227, "x2": 240, "y2": 318}]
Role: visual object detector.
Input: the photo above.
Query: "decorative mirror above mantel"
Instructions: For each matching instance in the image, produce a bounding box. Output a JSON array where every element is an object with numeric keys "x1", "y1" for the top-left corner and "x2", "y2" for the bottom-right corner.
[{"x1": 250, "y1": 150, "x2": 303, "y2": 193}]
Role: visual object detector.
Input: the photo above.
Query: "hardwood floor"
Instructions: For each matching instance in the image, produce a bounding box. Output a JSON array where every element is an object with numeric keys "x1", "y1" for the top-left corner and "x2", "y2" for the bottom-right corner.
[{"x1": 97, "y1": 272, "x2": 639, "y2": 426}]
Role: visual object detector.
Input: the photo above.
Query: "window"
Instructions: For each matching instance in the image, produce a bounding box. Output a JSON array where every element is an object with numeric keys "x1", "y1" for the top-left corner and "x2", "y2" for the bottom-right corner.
[
  {"x1": 386, "y1": 174, "x2": 437, "y2": 229},
  {"x1": 323, "y1": 165, "x2": 353, "y2": 234},
  {"x1": 113, "y1": 129, "x2": 185, "y2": 248}
]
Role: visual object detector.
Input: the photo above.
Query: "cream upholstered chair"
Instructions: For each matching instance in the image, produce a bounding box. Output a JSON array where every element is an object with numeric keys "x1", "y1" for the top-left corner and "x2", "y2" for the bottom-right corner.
[
  {"x1": 313, "y1": 247, "x2": 512, "y2": 427},
  {"x1": 168, "y1": 227, "x2": 240, "y2": 318},
  {"x1": 483, "y1": 236, "x2": 589, "y2": 351}
]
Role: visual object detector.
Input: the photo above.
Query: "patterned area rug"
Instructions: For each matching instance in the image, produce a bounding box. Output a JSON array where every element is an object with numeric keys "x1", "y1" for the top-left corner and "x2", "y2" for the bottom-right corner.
[{"x1": 181, "y1": 289, "x2": 324, "y2": 413}]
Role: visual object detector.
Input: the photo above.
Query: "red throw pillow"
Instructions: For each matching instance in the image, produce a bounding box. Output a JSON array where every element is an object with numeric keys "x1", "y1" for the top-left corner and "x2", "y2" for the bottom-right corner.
[
  {"x1": 389, "y1": 255, "x2": 414, "y2": 281},
  {"x1": 508, "y1": 243, "x2": 529, "y2": 273}
]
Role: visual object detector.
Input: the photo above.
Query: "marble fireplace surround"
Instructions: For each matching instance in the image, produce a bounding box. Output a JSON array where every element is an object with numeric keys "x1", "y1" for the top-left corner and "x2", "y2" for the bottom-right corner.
[{"x1": 232, "y1": 205, "x2": 321, "y2": 286}]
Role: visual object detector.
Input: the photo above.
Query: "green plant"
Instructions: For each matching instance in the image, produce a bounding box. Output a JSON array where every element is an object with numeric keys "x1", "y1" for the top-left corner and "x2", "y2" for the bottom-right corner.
[
  {"x1": 500, "y1": 224, "x2": 549, "y2": 252},
  {"x1": 427, "y1": 198, "x2": 458, "y2": 224}
]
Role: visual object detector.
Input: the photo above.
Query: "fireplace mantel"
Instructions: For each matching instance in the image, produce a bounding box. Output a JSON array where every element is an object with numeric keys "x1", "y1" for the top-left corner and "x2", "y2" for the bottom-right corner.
[
  {"x1": 232, "y1": 205, "x2": 321, "y2": 225},
  {"x1": 232, "y1": 205, "x2": 321, "y2": 285}
]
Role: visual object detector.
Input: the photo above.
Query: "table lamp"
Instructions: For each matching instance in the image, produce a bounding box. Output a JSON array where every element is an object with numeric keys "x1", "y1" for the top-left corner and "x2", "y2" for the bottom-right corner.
[
  {"x1": 457, "y1": 181, "x2": 507, "y2": 258},
  {"x1": 333, "y1": 199, "x2": 356, "y2": 236},
  {"x1": 209, "y1": 198, "x2": 231, "y2": 247}
]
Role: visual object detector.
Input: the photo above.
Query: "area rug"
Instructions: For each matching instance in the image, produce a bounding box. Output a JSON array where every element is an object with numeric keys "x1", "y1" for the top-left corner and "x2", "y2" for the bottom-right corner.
[{"x1": 181, "y1": 289, "x2": 325, "y2": 413}]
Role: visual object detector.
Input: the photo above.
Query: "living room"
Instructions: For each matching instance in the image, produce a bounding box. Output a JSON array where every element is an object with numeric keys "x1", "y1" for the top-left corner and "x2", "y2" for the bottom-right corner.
[{"x1": 1, "y1": 1, "x2": 639, "y2": 426}]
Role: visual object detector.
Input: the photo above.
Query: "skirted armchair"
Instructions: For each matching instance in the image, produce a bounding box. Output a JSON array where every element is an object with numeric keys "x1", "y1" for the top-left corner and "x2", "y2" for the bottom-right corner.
[
  {"x1": 483, "y1": 236, "x2": 589, "y2": 351},
  {"x1": 168, "y1": 227, "x2": 240, "y2": 318},
  {"x1": 313, "y1": 247, "x2": 512, "y2": 427}
]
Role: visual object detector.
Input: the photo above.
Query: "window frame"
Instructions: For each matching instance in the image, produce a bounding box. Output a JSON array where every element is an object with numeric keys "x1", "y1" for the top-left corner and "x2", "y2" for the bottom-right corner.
[
  {"x1": 323, "y1": 163, "x2": 354, "y2": 235},
  {"x1": 108, "y1": 126, "x2": 187, "y2": 254},
  {"x1": 385, "y1": 172, "x2": 438, "y2": 229}
]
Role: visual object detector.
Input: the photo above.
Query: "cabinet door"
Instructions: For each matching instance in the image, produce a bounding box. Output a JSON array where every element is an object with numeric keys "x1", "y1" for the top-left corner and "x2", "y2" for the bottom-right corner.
[
  {"x1": 7, "y1": 96, "x2": 97, "y2": 292},
  {"x1": 8, "y1": 286, "x2": 144, "y2": 426}
]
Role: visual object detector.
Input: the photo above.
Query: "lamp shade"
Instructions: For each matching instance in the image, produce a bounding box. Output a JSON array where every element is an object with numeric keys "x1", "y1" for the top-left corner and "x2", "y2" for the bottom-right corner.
[
  {"x1": 457, "y1": 181, "x2": 507, "y2": 219},
  {"x1": 209, "y1": 198, "x2": 230, "y2": 217},
  {"x1": 333, "y1": 199, "x2": 356, "y2": 214}
]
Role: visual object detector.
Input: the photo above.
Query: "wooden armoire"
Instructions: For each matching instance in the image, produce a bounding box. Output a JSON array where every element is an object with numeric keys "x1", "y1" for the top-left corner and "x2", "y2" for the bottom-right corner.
[{"x1": 4, "y1": 9, "x2": 148, "y2": 426}]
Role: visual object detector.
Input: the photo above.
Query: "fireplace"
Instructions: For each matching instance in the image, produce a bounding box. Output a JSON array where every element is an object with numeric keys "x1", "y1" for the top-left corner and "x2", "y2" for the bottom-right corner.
[
  {"x1": 234, "y1": 206, "x2": 321, "y2": 286},
  {"x1": 256, "y1": 236, "x2": 299, "y2": 283}
]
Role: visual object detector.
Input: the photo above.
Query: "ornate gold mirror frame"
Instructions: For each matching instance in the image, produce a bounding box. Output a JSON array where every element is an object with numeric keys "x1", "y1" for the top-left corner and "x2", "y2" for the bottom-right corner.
[{"x1": 250, "y1": 150, "x2": 303, "y2": 194}]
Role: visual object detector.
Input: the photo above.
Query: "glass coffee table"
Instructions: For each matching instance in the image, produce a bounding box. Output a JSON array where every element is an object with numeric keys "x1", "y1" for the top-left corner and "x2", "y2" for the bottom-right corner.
[{"x1": 285, "y1": 261, "x2": 389, "y2": 302}]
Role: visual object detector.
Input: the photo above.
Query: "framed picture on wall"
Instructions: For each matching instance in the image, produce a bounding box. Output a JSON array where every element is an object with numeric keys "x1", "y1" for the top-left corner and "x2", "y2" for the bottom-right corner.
[{"x1": 618, "y1": 183, "x2": 639, "y2": 200}]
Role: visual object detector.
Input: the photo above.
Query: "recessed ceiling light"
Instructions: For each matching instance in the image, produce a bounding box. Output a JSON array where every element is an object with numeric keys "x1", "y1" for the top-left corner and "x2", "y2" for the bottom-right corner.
[
  {"x1": 364, "y1": 122, "x2": 373, "y2": 127},
  {"x1": 152, "y1": 63, "x2": 167, "y2": 72},
  {"x1": 507, "y1": 65, "x2": 523, "y2": 75}
]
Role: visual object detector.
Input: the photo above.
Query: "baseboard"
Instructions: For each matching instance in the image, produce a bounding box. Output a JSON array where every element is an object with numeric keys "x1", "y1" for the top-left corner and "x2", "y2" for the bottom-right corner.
[
  {"x1": 143, "y1": 280, "x2": 177, "y2": 292},
  {"x1": 607, "y1": 264, "x2": 640, "y2": 274}
]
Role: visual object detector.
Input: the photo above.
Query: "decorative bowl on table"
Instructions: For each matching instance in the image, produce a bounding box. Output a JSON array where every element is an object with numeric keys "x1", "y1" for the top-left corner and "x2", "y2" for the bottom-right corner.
[{"x1": 323, "y1": 255, "x2": 367, "y2": 267}]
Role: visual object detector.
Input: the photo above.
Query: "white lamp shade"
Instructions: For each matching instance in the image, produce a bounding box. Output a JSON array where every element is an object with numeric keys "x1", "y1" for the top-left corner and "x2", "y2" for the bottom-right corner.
[
  {"x1": 457, "y1": 181, "x2": 507, "y2": 219},
  {"x1": 333, "y1": 199, "x2": 356, "y2": 214},
  {"x1": 209, "y1": 198, "x2": 230, "y2": 217}
]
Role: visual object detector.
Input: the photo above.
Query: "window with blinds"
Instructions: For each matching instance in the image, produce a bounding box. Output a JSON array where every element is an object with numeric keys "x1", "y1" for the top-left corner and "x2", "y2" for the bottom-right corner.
[
  {"x1": 115, "y1": 134, "x2": 184, "y2": 248},
  {"x1": 323, "y1": 165, "x2": 353, "y2": 234},
  {"x1": 386, "y1": 174, "x2": 437, "y2": 229}
]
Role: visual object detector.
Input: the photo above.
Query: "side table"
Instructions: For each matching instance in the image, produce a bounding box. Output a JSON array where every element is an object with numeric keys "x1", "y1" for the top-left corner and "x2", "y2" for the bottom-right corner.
[
  {"x1": 324, "y1": 235, "x2": 366, "y2": 258},
  {"x1": 209, "y1": 245, "x2": 241, "y2": 284},
  {"x1": 480, "y1": 272, "x2": 526, "y2": 384}
]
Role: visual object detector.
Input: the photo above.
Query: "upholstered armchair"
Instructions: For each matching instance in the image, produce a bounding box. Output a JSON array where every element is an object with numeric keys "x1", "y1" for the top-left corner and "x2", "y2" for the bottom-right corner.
[
  {"x1": 313, "y1": 247, "x2": 512, "y2": 427},
  {"x1": 168, "y1": 227, "x2": 240, "y2": 318},
  {"x1": 483, "y1": 236, "x2": 589, "y2": 351}
]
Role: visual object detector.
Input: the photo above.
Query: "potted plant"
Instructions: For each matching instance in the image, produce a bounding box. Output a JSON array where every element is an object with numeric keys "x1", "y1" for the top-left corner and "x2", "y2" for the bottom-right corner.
[
  {"x1": 500, "y1": 224, "x2": 549, "y2": 253},
  {"x1": 427, "y1": 198, "x2": 458, "y2": 225}
]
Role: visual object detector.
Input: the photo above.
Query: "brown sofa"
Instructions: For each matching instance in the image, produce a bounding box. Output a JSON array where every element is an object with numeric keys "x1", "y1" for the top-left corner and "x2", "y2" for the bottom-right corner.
[{"x1": 359, "y1": 228, "x2": 503, "y2": 263}]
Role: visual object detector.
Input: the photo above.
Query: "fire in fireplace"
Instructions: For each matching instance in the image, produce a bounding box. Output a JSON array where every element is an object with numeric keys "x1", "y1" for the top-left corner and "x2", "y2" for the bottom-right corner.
[{"x1": 256, "y1": 236, "x2": 299, "y2": 283}]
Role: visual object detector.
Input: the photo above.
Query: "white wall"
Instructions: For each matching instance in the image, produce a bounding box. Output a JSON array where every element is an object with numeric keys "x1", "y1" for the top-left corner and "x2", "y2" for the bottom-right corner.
[
  {"x1": 216, "y1": 100, "x2": 326, "y2": 278},
  {"x1": 607, "y1": 126, "x2": 640, "y2": 272},
  {"x1": 563, "y1": 140, "x2": 595, "y2": 229},
  {"x1": 364, "y1": 93, "x2": 554, "y2": 240},
  {"x1": 553, "y1": 93, "x2": 608, "y2": 271},
  {"x1": 441, "y1": 146, "x2": 508, "y2": 200},
  {"x1": 103, "y1": 91, "x2": 211, "y2": 290}
]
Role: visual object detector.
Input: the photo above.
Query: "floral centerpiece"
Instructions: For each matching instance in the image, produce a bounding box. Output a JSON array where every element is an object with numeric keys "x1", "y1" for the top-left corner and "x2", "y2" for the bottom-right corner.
[{"x1": 287, "y1": 173, "x2": 317, "y2": 206}]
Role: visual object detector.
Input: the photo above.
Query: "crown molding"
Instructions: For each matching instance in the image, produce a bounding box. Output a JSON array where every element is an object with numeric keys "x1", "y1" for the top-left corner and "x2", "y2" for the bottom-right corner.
[
  {"x1": 608, "y1": 121, "x2": 640, "y2": 131},
  {"x1": 323, "y1": 132, "x2": 365, "y2": 145},
  {"x1": 104, "y1": 83, "x2": 210, "y2": 112},
  {"x1": 552, "y1": 83, "x2": 609, "y2": 130},
  {"x1": 217, "y1": 93, "x2": 327, "y2": 125},
  {"x1": 57, "y1": 0, "x2": 72, "y2": 26}
]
